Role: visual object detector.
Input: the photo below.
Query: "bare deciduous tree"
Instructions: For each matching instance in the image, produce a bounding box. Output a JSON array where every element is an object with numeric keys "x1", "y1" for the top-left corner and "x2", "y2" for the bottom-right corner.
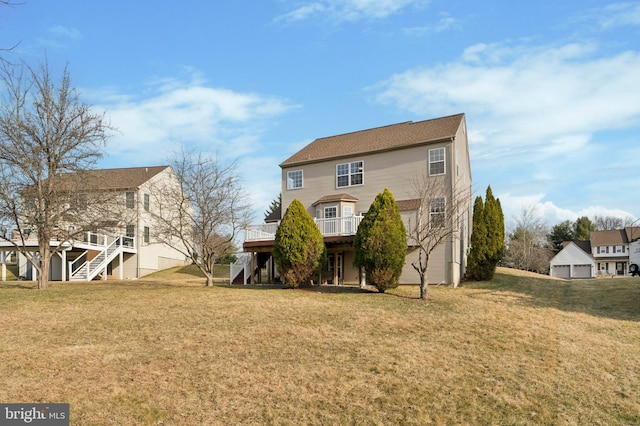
[
  {"x1": 594, "y1": 215, "x2": 637, "y2": 231},
  {"x1": 504, "y1": 205, "x2": 552, "y2": 274},
  {"x1": 0, "y1": 60, "x2": 112, "y2": 289},
  {"x1": 150, "y1": 149, "x2": 252, "y2": 286},
  {"x1": 1, "y1": 1, "x2": 22, "y2": 59},
  {"x1": 406, "y1": 173, "x2": 471, "y2": 300}
]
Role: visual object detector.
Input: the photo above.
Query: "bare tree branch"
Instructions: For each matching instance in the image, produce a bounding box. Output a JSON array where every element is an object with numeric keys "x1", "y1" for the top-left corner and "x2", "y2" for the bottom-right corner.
[
  {"x1": 149, "y1": 147, "x2": 253, "y2": 286},
  {"x1": 406, "y1": 172, "x2": 471, "y2": 299},
  {"x1": 0, "y1": 59, "x2": 114, "y2": 289}
]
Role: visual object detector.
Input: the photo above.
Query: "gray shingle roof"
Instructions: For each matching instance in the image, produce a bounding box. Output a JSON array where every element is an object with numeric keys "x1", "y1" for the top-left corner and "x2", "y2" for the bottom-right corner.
[
  {"x1": 280, "y1": 113, "x2": 465, "y2": 167},
  {"x1": 572, "y1": 240, "x2": 592, "y2": 254}
]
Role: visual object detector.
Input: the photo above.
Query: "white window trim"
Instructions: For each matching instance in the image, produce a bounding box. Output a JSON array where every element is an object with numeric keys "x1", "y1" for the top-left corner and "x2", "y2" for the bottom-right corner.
[
  {"x1": 336, "y1": 160, "x2": 364, "y2": 188},
  {"x1": 125, "y1": 191, "x2": 135, "y2": 209},
  {"x1": 324, "y1": 206, "x2": 337, "y2": 218},
  {"x1": 287, "y1": 170, "x2": 303, "y2": 190},
  {"x1": 429, "y1": 147, "x2": 446, "y2": 176},
  {"x1": 430, "y1": 197, "x2": 446, "y2": 228}
]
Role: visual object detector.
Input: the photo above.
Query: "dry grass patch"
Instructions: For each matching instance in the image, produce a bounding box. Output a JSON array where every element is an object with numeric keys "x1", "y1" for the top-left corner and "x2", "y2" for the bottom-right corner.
[{"x1": 1, "y1": 271, "x2": 639, "y2": 424}]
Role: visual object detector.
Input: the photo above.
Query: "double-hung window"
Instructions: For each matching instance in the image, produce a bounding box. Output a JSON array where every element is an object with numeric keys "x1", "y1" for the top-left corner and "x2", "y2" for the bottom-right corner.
[
  {"x1": 287, "y1": 170, "x2": 303, "y2": 190},
  {"x1": 429, "y1": 147, "x2": 445, "y2": 175},
  {"x1": 336, "y1": 161, "x2": 363, "y2": 188},
  {"x1": 324, "y1": 206, "x2": 337, "y2": 234},
  {"x1": 430, "y1": 197, "x2": 446, "y2": 228},
  {"x1": 126, "y1": 191, "x2": 135, "y2": 209},
  {"x1": 143, "y1": 226, "x2": 150, "y2": 244},
  {"x1": 144, "y1": 193, "x2": 150, "y2": 211}
]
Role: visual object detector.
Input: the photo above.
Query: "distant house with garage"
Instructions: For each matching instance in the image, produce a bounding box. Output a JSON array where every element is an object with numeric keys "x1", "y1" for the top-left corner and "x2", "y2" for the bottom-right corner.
[{"x1": 549, "y1": 227, "x2": 640, "y2": 278}]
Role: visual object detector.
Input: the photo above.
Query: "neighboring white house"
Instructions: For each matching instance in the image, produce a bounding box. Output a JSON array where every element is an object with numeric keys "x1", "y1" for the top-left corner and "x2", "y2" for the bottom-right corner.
[
  {"x1": 549, "y1": 226, "x2": 640, "y2": 278},
  {"x1": 0, "y1": 166, "x2": 189, "y2": 282}
]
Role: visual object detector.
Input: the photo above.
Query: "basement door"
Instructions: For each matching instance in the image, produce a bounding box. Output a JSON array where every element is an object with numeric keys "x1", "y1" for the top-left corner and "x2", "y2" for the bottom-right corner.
[{"x1": 327, "y1": 254, "x2": 343, "y2": 284}]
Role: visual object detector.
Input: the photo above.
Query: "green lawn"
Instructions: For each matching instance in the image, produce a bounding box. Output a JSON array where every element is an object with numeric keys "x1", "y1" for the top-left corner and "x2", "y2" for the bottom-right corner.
[{"x1": 1, "y1": 268, "x2": 639, "y2": 425}]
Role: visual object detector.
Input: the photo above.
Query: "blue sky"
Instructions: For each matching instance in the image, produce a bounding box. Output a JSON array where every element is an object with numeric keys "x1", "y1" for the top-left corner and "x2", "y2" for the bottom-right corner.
[{"x1": 2, "y1": 0, "x2": 639, "y2": 228}]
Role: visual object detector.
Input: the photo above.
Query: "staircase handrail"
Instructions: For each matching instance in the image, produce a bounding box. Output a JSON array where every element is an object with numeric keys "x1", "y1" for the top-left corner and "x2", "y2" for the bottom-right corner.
[
  {"x1": 230, "y1": 253, "x2": 252, "y2": 284},
  {"x1": 70, "y1": 236, "x2": 129, "y2": 281}
]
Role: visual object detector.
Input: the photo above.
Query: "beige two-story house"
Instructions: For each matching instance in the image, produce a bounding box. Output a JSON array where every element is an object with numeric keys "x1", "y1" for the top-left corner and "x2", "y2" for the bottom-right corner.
[
  {"x1": 239, "y1": 113, "x2": 472, "y2": 286},
  {"x1": 0, "y1": 166, "x2": 189, "y2": 282}
]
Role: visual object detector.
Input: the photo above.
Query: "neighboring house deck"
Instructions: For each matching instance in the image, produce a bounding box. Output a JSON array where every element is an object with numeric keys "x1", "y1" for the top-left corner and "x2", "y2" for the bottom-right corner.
[
  {"x1": 237, "y1": 113, "x2": 472, "y2": 286},
  {"x1": 549, "y1": 227, "x2": 640, "y2": 278},
  {"x1": 0, "y1": 166, "x2": 189, "y2": 282}
]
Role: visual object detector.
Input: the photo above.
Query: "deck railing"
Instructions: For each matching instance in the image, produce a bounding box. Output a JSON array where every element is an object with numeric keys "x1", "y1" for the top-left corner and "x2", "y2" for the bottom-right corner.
[{"x1": 244, "y1": 216, "x2": 364, "y2": 242}]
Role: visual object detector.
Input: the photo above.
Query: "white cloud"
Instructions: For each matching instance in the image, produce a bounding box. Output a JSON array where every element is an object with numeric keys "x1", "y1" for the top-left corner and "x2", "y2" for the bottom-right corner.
[
  {"x1": 93, "y1": 77, "x2": 294, "y2": 166},
  {"x1": 36, "y1": 25, "x2": 82, "y2": 49},
  {"x1": 373, "y1": 39, "x2": 640, "y2": 225},
  {"x1": 497, "y1": 193, "x2": 636, "y2": 229},
  {"x1": 88, "y1": 75, "x2": 296, "y2": 219},
  {"x1": 375, "y1": 41, "x2": 640, "y2": 159},
  {"x1": 50, "y1": 25, "x2": 82, "y2": 40},
  {"x1": 277, "y1": 0, "x2": 426, "y2": 23},
  {"x1": 239, "y1": 155, "x2": 283, "y2": 221},
  {"x1": 278, "y1": 3, "x2": 327, "y2": 22},
  {"x1": 403, "y1": 12, "x2": 461, "y2": 36},
  {"x1": 579, "y1": 2, "x2": 640, "y2": 30}
]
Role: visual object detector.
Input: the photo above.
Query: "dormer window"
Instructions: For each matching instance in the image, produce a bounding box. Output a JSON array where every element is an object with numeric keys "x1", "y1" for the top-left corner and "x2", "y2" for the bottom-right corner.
[{"x1": 337, "y1": 161, "x2": 363, "y2": 188}]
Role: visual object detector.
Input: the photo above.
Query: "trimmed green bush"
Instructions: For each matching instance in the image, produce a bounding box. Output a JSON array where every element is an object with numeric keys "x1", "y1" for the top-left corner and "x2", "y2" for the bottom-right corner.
[
  {"x1": 273, "y1": 199, "x2": 326, "y2": 288},
  {"x1": 354, "y1": 188, "x2": 407, "y2": 293}
]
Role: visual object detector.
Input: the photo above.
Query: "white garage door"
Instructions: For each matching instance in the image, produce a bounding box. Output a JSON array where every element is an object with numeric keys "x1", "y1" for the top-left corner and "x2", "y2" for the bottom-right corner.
[
  {"x1": 573, "y1": 264, "x2": 592, "y2": 278},
  {"x1": 552, "y1": 265, "x2": 570, "y2": 278}
]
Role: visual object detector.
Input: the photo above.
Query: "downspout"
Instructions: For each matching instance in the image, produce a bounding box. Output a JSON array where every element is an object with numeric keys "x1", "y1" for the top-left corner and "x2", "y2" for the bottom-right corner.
[{"x1": 136, "y1": 186, "x2": 141, "y2": 278}]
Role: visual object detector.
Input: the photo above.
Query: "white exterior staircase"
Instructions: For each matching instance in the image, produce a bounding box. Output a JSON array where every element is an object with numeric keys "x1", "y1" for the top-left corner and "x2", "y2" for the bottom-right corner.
[
  {"x1": 230, "y1": 253, "x2": 252, "y2": 285},
  {"x1": 69, "y1": 236, "x2": 133, "y2": 281}
]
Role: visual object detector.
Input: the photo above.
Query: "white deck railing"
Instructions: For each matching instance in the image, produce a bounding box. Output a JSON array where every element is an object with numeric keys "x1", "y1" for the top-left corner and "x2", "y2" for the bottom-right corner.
[{"x1": 244, "y1": 216, "x2": 364, "y2": 242}]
